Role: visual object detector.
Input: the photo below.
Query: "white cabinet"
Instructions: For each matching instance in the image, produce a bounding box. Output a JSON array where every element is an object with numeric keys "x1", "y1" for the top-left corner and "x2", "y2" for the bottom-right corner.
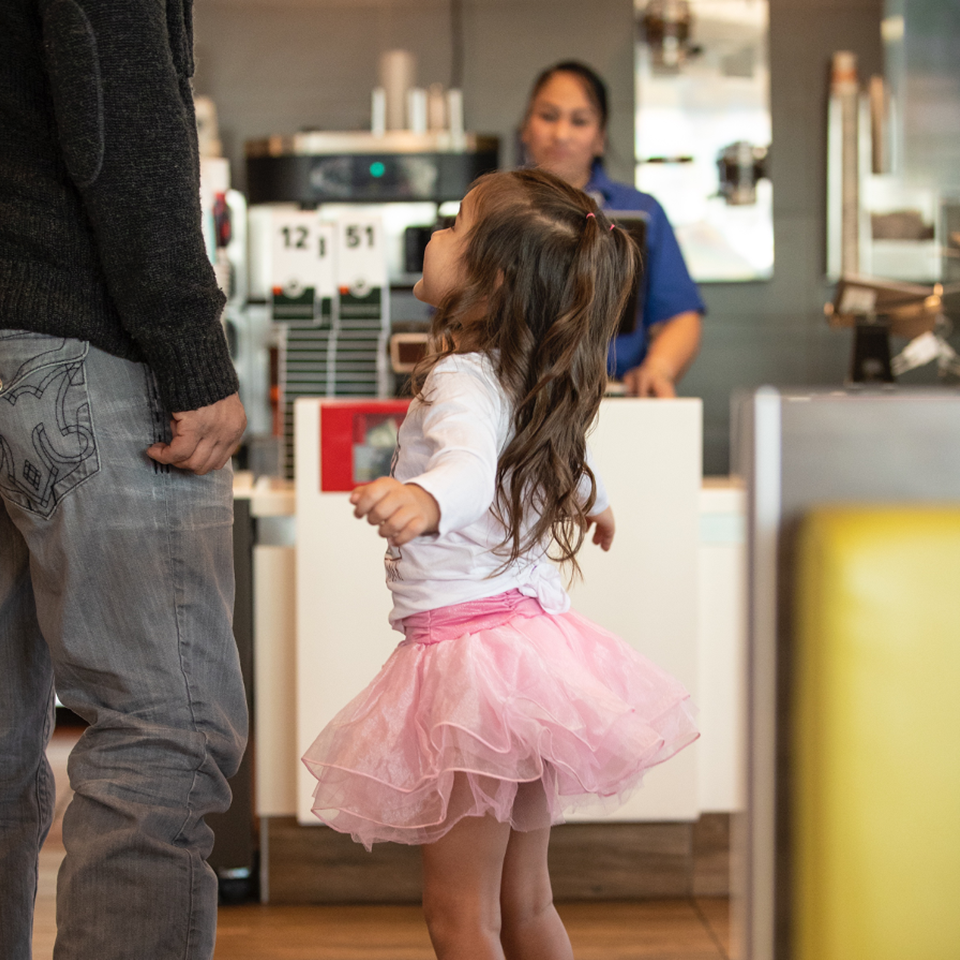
[{"x1": 247, "y1": 398, "x2": 746, "y2": 825}]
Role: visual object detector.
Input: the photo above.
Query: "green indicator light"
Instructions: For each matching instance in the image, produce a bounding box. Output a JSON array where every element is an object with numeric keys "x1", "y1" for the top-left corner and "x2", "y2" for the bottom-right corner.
[{"x1": 370, "y1": 161, "x2": 386, "y2": 178}]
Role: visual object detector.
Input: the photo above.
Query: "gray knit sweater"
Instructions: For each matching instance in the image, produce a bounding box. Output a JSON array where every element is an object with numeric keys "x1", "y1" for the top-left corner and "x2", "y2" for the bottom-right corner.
[{"x1": 0, "y1": 0, "x2": 237, "y2": 413}]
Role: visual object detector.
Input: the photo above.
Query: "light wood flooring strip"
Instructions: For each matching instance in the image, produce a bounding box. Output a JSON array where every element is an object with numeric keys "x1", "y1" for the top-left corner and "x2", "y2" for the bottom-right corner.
[
  {"x1": 211, "y1": 900, "x2": 729, "y2": 960},
  {"x1": 34, "y1": 728, "x2": 731, "y2": 960},
  {"x1": 36, "y1": 883, "x2": 729, "y2": 960}
]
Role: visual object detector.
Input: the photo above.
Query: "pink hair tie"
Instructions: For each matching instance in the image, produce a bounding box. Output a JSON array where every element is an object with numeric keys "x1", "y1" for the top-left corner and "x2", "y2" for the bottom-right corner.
[
  {"x1": 585, "y1": 212, "x2": 596, "y2": 220},
  {"x1": 610, "y1": 224, "x2": 616, "y2": 231}
]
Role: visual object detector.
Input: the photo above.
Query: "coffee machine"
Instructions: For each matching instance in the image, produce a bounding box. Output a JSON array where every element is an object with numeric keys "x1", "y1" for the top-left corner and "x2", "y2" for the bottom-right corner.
[
  {"x1": 245, "y1": 128, "x2": 499, "y2": 293},
  {"x1": 244, "y1": 124, "x2": 499, "y2": 477}
]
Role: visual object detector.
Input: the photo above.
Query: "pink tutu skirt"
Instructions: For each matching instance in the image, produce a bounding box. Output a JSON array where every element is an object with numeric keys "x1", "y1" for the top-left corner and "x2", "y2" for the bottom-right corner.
[{"x1": 301, "y1": 590, "x2": 698, "y2": 850}]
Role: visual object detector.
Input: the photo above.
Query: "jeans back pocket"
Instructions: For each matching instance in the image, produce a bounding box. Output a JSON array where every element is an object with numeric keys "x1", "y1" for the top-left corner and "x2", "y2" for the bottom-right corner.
[{"x1": 0, "y1": 332, "x2": 100, "y2": 518}]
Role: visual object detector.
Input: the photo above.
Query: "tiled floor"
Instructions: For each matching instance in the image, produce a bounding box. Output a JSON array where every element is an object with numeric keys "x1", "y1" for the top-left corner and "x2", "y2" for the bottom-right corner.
[{"x1": 33, "y1": 726, "x2": 731, "y2": 960}]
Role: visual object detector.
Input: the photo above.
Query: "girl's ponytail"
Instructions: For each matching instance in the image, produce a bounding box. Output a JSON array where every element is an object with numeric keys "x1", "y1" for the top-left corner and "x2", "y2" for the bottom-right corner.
[
  {"x1": 496, "y1": 198, "x2": 640, "y2": 575},
  {"x1": 414, "y1": 169, "x2": 641, "y2": 577}
]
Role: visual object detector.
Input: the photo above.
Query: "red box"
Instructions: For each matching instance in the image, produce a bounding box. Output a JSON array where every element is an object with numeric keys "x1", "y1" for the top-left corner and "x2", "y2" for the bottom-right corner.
[{"x1": 319, "y1": 400, "x2": 410, "y2": 492}]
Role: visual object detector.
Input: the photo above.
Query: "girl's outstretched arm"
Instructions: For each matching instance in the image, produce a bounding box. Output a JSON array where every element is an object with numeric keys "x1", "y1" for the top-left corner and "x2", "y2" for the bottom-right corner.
[
  {"x1": 350, "y1": 477, "x2": 440, "y2": 547},
  {"x1": 587, "y1": 506, "x2": 616, "y2": 551}
]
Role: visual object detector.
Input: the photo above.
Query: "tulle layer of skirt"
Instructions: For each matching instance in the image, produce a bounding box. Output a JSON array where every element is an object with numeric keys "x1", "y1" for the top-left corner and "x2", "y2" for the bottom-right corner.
[{"x1": 301, "y1": 592, "x2": 698, "y2": 850}]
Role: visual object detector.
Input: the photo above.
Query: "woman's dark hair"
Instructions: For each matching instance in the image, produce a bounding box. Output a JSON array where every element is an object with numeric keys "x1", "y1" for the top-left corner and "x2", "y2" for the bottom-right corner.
[
  {"x1": 526, "y1": 60, "x2": 610, "y2": 131},
  {"x1": 412, "y1": 168, "x2": 640, "y2": 576}
]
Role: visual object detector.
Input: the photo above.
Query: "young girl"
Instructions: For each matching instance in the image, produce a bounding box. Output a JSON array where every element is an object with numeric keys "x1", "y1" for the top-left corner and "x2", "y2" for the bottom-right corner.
[{"x1": 302, "y1": 168, "x2": 698, "y2": 960}]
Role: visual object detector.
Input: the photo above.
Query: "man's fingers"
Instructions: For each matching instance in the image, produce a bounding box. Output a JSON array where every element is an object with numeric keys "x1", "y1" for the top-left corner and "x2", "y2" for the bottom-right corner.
[
  {"x1": 147, "y1": 437, "x2": 197, "y2": 467},
  {"x1": 147, "y1": 393, "x2": 246, "y2": 475},
  {"x1": 147, "y1": 434, "x2": 217, "y2": 474}
]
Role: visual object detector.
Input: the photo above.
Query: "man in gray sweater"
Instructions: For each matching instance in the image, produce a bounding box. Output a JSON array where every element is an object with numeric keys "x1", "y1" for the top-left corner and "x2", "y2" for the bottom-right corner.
[{"x1": 0, "y1": 1, "x2": 248, "y2": 957}]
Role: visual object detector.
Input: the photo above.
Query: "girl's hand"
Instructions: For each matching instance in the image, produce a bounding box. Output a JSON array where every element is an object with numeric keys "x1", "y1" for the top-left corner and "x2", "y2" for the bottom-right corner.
[
  {"x1": 350, "y1": 478, "x2": 441, "y2": 547},
  {"x1": 586, "y1": 506, "x2": 615, "y2": 551}
]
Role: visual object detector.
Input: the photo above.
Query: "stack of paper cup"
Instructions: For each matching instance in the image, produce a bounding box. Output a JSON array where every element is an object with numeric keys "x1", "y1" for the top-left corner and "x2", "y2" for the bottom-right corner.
[{"x1": 379, "y1": 49, "x2": 416, "y2": 131}]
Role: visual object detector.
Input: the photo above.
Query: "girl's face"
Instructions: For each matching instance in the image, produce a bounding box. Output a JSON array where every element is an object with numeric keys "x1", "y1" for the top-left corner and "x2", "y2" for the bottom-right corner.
[
  {"x1": 414, "y1": 189, "x2": 478, "y2": 307},
  {"x1": 522, "y1": 71, "x2": 606, "y2": 190}
]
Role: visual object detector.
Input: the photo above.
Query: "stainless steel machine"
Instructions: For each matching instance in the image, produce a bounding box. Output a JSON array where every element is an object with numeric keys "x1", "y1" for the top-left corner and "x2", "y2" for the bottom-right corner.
[
  {"x1": 246, "y1": 130, "x2": 499, "y2": 290},
  {"x1": 243, "y1": 129, "x2": 500, "y2": 477}
]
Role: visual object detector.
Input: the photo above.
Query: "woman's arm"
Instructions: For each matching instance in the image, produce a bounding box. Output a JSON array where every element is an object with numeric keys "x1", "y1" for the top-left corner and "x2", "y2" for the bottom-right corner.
[{"x1": 622, "y1": 310, "x2": 702, "y2": 398}]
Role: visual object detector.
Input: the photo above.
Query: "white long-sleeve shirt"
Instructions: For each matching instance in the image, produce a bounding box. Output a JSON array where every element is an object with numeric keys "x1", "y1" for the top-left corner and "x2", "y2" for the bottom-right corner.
[{"x1": 385, "y1": 352, "x2": 609, "y2": 626}]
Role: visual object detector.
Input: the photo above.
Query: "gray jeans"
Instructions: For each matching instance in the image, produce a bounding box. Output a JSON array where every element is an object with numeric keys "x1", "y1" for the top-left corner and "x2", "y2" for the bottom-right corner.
[{"x1": 0, "y1": 332, "x2": 247, "y2": 960}]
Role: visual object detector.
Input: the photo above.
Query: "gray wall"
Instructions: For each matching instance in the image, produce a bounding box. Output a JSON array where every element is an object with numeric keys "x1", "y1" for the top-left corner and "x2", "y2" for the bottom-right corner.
[
  {"x1": 194, "y1": 0, "x2": 887, "y2": 475},
  {"x1": 194, "y1": 0, "x2": 637, "y2": 186}
]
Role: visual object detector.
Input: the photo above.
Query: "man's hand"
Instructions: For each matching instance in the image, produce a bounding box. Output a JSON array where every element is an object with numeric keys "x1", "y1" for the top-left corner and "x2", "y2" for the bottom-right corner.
[
  {"x1": 586, "y1": 506, "x2": 616, "y2": 551},
  {"x1": 350, "y1": 477, "x2": 440, "y2": 547},
  {"x1": 147, "y1": 392, "x2": 246, "y2": 475}
]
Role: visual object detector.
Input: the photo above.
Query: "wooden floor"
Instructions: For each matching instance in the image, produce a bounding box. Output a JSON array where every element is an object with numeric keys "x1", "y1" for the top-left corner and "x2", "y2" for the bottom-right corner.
[{"x1": 33, "y1": 727, "x2": 732, "y2": 960}]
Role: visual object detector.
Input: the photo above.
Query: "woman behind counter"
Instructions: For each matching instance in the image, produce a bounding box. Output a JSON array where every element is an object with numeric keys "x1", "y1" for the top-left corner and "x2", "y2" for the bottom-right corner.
[{"x1": 521, "y1": 61, "x2": 705, "y2": 397}]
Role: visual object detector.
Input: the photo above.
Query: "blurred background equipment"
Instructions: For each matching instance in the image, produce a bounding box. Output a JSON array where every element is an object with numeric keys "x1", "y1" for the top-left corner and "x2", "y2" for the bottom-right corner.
[
  {"x1": 635, "y1": 0, "x2": 773, "y2": 282},
  {"x1": 641, "y1": 0, "x2": 694, "y2": 71},
  {"x1": 825, "y1": 1, "x2": 960, "y2": 385},
  {"x1": 823, "y1": 275, "x2": 959, "y2": 383}
]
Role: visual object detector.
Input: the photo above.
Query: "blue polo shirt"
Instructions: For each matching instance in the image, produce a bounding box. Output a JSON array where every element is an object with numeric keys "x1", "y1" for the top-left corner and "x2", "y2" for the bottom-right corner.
[{"x1": 585, "y1": 162, "x2": 705, "y2": 380}]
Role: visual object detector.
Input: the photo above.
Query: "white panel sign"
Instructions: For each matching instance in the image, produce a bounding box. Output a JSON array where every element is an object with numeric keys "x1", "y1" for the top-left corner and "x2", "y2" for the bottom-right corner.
[
  {"x1": 270, "y1": 209, "x2": 327, "y2": 321},
  {"x1": 336, "y1": 214, "x2": 387, "y2": 295}
]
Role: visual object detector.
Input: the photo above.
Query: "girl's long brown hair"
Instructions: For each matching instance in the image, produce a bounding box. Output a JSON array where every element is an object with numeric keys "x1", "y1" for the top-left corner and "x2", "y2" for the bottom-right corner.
[{"x1": 413, "y1": 168, "x2": 641, "y2": 576}]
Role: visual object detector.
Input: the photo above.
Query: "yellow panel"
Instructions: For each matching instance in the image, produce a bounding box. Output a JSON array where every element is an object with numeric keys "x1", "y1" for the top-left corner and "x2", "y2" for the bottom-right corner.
[{"x1": 793, "y1": 507, "x2": 960, "y2": 960}]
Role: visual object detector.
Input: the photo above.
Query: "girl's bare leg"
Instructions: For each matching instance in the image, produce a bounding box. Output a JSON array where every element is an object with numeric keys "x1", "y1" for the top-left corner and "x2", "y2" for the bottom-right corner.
[
  {"x1": 499, "y1": 784, "x2": 574, "y2": 960},
  {"x1": 420, "y1": 779, "x2": 512, "y2": 960}
]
